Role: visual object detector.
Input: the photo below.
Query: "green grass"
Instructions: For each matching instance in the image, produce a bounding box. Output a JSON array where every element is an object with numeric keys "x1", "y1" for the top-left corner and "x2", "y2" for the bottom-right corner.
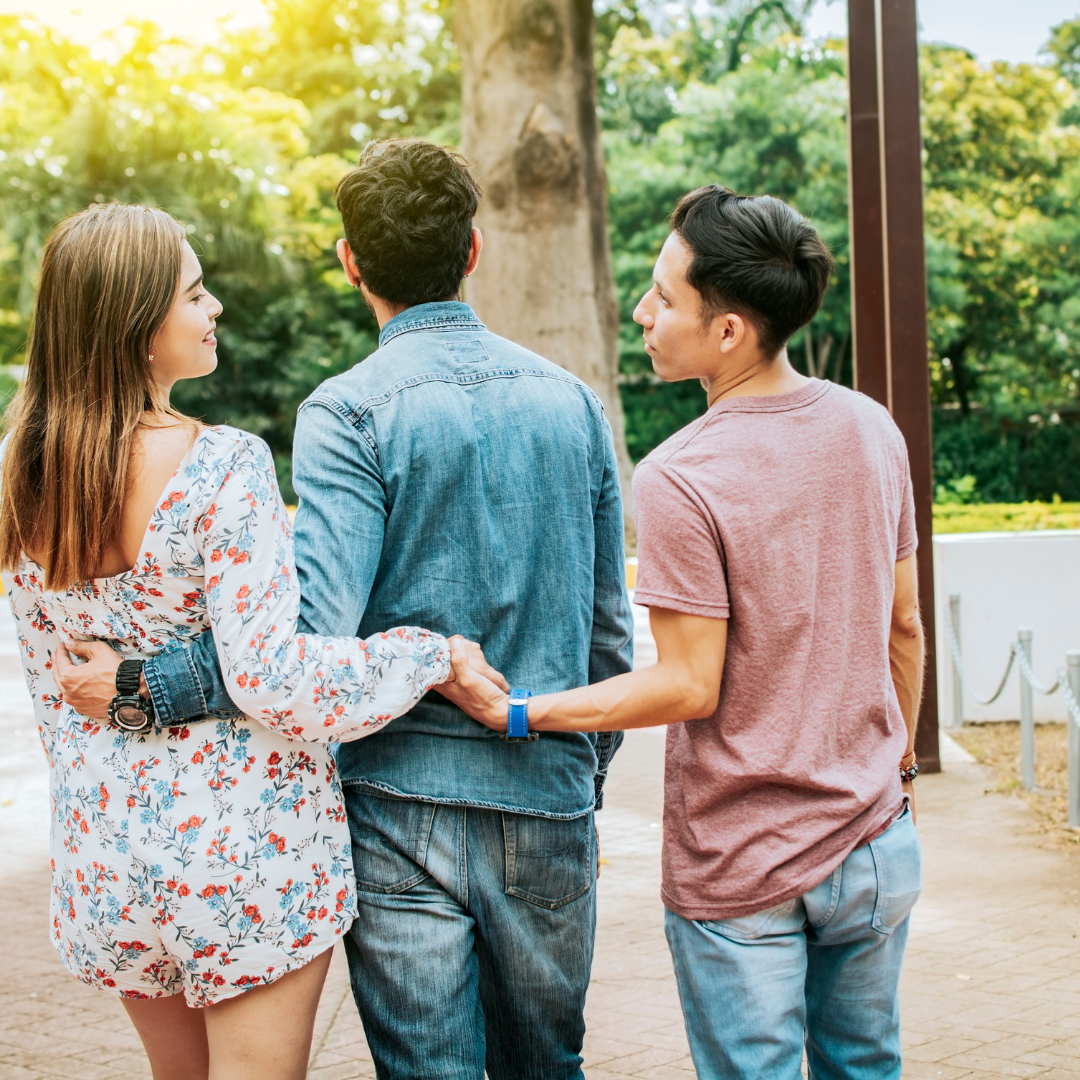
[{"x1": 933, "y1": 500, "x2": 1080, "y2": 534}]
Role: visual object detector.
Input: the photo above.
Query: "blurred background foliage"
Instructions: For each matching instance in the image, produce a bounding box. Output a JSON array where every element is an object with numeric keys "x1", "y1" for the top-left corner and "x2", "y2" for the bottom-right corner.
[{"x1": 3, "y1": 0, "x2": 1080, "y2": 502}]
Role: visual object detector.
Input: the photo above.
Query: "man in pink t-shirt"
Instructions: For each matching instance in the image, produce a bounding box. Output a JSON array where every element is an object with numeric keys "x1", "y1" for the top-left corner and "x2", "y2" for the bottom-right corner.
[{"x1": 440, "y1": 185, "x2": 924, "y2": 1080}]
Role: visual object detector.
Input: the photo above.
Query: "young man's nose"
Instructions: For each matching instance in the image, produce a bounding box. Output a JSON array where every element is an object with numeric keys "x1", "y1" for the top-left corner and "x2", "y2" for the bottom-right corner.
[{"x1": 633, "y1": 299, "x2": 652, "y2": 327}]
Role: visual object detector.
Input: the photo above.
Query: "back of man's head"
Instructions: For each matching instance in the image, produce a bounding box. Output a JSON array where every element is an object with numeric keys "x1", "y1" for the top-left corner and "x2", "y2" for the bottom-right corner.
[
  {"x1": 335, "y1": 139, "x2": 481, "y2": 306},
  {"x1": 670, "y1": 185, "x2": 834, "y2": 358}
]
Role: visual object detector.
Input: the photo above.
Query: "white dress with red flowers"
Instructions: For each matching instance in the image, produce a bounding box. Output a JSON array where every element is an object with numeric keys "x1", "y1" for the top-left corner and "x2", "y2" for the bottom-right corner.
[{"x1": 2, "y1": 426, "x2": 450, "y2": 1006}]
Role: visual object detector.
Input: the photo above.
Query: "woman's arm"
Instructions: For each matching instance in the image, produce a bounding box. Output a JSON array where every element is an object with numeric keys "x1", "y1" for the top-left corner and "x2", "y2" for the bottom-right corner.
[
  {"x1": 197, "y1": 436, "x2": 451, "y2": 742},
  {"x1": 4, "y1": 569, "x2": 68, "y2": 759}
]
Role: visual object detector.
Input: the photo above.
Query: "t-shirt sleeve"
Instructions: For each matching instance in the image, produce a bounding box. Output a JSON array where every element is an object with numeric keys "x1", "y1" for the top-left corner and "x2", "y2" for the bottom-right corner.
[
  {"x1": 632, "y1": 461, "x2": 730, "y2": 619},
  {"x1": 896, "y1": 459, "x2": 917, "y2": 561}
]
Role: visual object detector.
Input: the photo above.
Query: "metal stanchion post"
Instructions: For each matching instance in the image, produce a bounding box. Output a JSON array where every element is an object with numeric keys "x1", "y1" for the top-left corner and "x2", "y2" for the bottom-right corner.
[
  {"x1": 1019, "y1": 628, "x2": 1035, "y2": 790},
  {"x1": 1069, "y1": 652, "x2": 1080, "y2": 828},
  {"x1": 949, "y1": 594, "x2": 963, "y2": 729}
]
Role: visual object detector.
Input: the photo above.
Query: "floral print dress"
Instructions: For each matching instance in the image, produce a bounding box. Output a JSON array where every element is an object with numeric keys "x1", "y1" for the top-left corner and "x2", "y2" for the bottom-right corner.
[{"x1": 2, "y1": 426, "x2": 450, "y2": 1006}]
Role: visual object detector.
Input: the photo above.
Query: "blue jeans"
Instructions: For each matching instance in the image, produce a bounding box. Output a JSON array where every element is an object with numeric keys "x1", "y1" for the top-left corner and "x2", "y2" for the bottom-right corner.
[
  {"x1": 342, "y1": 791, "x2": 597, "y2": 1080},
  {"x1": 665, "y1": 809, "x2": 921, "y2": 1080}
]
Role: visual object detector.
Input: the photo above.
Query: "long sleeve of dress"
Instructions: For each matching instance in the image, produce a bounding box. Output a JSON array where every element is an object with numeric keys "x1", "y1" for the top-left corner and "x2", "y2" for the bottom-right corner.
[
  {"x1": 5, "y1": 567, "x2": 64, "y2": 761},
  {"x1": 195, "y1": 435, "x2": 451, "y2": 742}
]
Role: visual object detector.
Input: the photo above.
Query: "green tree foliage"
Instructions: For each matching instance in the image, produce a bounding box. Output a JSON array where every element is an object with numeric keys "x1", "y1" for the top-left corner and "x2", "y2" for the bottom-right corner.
[
  {"x1": 0, "y1": 7, "x2": 439, "y2": 499},
  {"x1": 598, "y1": 8, "x2": 850, "y2": 459},
  {"x1": 4, "y1": 2, "x2": 1080, "y2": 501}
]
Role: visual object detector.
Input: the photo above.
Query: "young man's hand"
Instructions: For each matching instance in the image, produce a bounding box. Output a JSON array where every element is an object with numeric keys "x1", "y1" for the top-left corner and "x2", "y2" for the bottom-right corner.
[
  {"x1": 53, "y1": 639, "x2": 125, "y2": 721},
  {"x1": 902, "y1": 779, "x2": 917, "y2": 823},
  {"x1": 434, "y1": 636, "x2": 510, "y2": 728}
]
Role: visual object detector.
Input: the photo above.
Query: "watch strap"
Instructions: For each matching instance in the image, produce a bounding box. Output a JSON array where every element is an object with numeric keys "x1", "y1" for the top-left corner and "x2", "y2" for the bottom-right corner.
[
  {"x1": 116, "y1": 658, "x2": 144, "y2": 696},
  {"x1": 504, "y1": 689, "x2": 538, "y2": 741}
]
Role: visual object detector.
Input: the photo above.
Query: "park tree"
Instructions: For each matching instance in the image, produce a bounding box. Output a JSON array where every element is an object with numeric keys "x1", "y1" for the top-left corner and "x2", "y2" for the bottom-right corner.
[{"x1": 455, "y1": 0, "x2": 636, "y2": 536}]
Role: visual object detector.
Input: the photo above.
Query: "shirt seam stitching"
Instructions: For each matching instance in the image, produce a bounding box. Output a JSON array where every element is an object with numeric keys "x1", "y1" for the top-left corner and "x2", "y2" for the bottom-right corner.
[
  {"x1": 338, "y1": 778, "x2": 596, "y2": 819},
  {"x1": 302, "y1": 369, "x2": 599, "y2": 430}
]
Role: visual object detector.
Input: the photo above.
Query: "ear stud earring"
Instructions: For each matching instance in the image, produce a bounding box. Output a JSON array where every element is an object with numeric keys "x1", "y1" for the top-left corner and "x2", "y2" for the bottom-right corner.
[{"x1": 148, "y1": 351, "x2": 155, "y2": 364}]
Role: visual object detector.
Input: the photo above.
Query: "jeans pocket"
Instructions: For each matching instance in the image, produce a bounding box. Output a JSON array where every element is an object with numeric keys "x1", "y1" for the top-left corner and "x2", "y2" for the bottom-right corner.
[
  {"x1": 503, "y1": 811, "x2": 594, "y2": 910},
  {"x1": 346, "y1": 791, "x2": 431, "y2": 894},
  {"x1": 696, "y1": 897, "x2": 800, "y2": 942},
  {"x1": 869, "y1": 809, "x2": 922, "y2": 934}
]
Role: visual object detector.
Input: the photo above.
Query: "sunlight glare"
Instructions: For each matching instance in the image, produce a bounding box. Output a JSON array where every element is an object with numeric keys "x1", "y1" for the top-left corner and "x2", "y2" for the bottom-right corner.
[{"x1": 0, "y1": 0, "x2": 268, "y2": 43}]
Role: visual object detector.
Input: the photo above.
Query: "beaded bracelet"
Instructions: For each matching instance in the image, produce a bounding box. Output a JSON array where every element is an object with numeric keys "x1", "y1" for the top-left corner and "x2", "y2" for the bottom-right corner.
[{"x1": 899, "y1": 755, "x2": 919, "y2": 783}]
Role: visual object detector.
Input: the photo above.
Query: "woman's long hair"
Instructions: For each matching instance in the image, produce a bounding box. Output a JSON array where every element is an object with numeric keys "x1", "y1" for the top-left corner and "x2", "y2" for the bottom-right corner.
[{"x1": 0, "y1": 204, "x2": 193, "y2": 591}]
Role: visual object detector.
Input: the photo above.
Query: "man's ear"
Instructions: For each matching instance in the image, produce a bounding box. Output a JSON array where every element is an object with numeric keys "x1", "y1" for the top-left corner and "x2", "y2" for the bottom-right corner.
[
  {"x1": 464, "y1": 227, "x2": 483, "y2": 277},
  {"x1": 714, "y1": 312, "x2": 746, "y2": 353},
  {"x1": 336, "y1": 239, "x2": 362, "y2": 288}
]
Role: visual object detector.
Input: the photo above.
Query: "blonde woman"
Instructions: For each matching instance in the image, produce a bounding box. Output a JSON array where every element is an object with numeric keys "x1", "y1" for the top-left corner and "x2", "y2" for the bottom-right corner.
[{"x1": 0, "y1": 204, "x2": 468, "y2": 1079}]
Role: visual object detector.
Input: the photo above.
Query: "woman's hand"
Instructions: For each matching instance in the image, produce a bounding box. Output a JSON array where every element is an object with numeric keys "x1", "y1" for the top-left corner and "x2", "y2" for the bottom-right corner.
[
  {"x1": 434, "y1": 635, "x2": 511, "y2": 730},
  {"x1": 53, "y1": 638, "x2": 126, "y2": 721}
]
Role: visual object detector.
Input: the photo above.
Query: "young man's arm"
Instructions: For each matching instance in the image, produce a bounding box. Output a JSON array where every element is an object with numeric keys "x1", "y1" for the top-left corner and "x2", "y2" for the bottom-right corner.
[
  {"x1": 891, "y1": 553, "x2": 924, "y2": 813},
  {"x1": 438, "y1": 605, "x2": 727, "y2": 732},
  {"x1": 54, "y1": 400, "x2": 389, "y2": 721},
  {"x1": 440, "y1": 560, "x2": 920, "y2": 746}
]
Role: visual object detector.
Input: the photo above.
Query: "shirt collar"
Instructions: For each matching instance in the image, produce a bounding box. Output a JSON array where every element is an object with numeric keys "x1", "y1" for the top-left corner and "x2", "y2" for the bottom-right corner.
[{"x1": 378, "y1": 301, "x2": 487, "y2": 347}]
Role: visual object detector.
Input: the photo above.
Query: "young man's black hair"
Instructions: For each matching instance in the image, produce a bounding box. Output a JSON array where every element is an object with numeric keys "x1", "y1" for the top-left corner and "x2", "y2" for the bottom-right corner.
[
  {"x1": 335, "y1": 138, "x2": 482, "y2": 306},
  {"x1": 670, "y1": 185, "x2": 834, "y2": 358}
]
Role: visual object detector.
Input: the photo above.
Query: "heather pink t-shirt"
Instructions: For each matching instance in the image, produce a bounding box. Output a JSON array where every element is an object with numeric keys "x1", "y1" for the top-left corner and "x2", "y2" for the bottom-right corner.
[{"x1": 633, "y1": 379, "x2": 915, "y2": 921}]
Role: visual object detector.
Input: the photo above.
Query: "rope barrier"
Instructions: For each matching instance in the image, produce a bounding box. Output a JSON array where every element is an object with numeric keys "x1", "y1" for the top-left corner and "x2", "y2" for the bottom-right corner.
[
  {"x1": 1013, "y1": 646, "x2": 1061, "y2": 697},
  {"x1": 942, "y1": 603, "x2": 1017, "y2": 705},
  {"x1": 1061, "y1": 669, "x2": 1080, "y2": 729},
  {"x1": 947, "y1": 593, "x2": 1080, "y2": 818},
  {"x1": 943, "y1": 601, "x2": 1080, "y2": 726}
]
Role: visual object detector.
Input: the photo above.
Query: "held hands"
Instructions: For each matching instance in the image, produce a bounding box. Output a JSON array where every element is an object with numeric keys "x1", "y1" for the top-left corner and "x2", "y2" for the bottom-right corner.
[
  {"x1": 53, "y1": 639, "x2": 124, "y2": 721},
  {"x1": 434, "y1": 635, "x2": 510, "y2": 730}
]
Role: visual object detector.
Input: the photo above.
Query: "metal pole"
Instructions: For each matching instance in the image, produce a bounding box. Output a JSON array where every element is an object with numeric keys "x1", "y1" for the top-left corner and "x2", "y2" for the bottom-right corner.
[
  {"x1": 1018, "y1": 628, "x2": 1035, "y2": 790},
  {"x1": 847, "y1": 0, "x2": 888, "y2": 405},
  {"x1": 1068, "y1": 652, "x2": 1080, "y2": 828},
  {"x1": 848, "y1": 0, "x2": 940, "y2": 772},
  {"x1": 948, "y1": 594, "x2": 963, "y2": 729}
]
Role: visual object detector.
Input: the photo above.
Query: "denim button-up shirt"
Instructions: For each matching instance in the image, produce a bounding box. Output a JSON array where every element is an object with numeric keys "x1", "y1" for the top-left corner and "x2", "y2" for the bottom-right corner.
[{"x1": 144, "y1": 302, "x2": 633, "y2": 818}]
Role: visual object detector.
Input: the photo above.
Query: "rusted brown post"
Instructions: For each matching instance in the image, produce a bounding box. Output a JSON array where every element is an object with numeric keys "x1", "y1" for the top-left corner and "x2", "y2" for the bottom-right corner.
[{"x1": 847, "y1": 0, "x2": 941, "y2": 772}]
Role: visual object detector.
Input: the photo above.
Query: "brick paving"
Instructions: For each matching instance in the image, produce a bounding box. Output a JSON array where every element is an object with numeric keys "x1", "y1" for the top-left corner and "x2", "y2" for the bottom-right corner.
[{"x1": 3, "y1": 598, "x2": 1080, "y2": 1077}]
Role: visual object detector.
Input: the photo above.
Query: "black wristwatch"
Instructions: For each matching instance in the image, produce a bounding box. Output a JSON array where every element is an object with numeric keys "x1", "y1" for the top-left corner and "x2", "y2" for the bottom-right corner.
[{"x1": 108, "y1": 659, "x2": 155, "y2": 734}]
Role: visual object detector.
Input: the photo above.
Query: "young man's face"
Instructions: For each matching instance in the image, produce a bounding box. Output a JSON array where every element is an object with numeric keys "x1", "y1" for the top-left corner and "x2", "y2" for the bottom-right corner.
[{"x1": 633, "y1": 232, "x2": 756, "y2": 385}]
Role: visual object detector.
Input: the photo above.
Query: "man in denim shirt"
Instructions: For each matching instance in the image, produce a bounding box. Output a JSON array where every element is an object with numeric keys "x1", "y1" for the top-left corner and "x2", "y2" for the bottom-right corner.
[{"x1": 59, "y1": 140, "x2": 632, "y2": 1079}]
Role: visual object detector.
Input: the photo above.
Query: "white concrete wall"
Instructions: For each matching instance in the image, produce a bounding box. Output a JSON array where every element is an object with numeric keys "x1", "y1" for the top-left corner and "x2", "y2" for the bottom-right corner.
[{"x1": 934, "y1": 531, "x2": 1080, "y2": 724}]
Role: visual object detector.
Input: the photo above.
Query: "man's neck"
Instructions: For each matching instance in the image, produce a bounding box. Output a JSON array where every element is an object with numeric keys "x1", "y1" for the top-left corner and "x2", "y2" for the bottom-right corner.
[
  {"x1": 364, "y1": 291, "x2": 463, "y2": 330},
  {"x1": 704, "y1": 351, "x2": 811, "y2": 408}
]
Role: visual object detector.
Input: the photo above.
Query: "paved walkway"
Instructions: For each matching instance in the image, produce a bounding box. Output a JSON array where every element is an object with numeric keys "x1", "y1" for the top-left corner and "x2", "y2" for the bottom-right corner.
[{"x1": 3, "y1": 601, "x2": 1080, "y2": 1077}]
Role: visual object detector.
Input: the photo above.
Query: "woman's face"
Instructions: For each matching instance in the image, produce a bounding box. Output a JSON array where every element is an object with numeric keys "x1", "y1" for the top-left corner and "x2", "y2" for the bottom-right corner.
[{"x1": 149, "y1": 241, "x2": 223, "y2": 392}]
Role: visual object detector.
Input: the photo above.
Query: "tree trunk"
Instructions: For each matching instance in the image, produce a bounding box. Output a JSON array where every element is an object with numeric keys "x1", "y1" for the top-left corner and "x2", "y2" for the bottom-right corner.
[{"x1": 456, "y1": 0, "x2": 637, "y2": 549}]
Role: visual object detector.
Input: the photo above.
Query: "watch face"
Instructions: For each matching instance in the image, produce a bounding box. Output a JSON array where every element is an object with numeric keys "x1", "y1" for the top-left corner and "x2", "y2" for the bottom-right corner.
[{"x1": 115, "y1": 703, "x2": 150, "y2": 731}]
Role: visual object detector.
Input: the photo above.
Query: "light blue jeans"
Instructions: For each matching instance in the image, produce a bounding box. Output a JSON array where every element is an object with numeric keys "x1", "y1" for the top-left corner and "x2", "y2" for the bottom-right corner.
[
  {"x1": 342, "y1": 791, "x2": 597, "y2": 1080},
  {"x1": 665, "y1": 809, "x2": 921, "y2": 1080}
]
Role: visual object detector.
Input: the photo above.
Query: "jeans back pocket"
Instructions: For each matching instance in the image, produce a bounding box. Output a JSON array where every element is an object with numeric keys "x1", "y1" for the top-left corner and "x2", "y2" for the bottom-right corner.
[
  {"x1": 346, "y1": 790, "x2": 433, "y2": 895},
  {"x1": 697, "y1": 897, "x2": 801, "y2": 942},
  {"x1": 868, "y1": 809, "x2": 922, "y2": 934},
  {"x1": 503, "y1": 812, "x2": 594, "y2": 910}
]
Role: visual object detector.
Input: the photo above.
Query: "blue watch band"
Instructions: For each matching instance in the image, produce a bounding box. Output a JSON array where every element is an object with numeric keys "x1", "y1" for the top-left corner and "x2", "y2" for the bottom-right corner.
[{"x1": 504, "y1": 688, "x2": 538, "y2": 742}]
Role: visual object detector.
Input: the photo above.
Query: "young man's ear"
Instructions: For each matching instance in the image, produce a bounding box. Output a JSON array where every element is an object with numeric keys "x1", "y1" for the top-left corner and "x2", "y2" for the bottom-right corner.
[
  {"x1": 464, "y1": 227, "x2": 483, "y2": 277},
  {"x1": 714, "y1": 311, "x2": 748, "y2": 354},
  {"x1": 336, "y1": 239, "x2": 362, "y2": 288}
]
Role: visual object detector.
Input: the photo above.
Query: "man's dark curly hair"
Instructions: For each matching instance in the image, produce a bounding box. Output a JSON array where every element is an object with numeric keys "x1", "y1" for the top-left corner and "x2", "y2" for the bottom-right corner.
[
  {"x1": 671, "y1": 185, "x2": 835, "y2": 358},
  {"x1": 335, "y1": 139, "x2": 482, "y2": 306}
]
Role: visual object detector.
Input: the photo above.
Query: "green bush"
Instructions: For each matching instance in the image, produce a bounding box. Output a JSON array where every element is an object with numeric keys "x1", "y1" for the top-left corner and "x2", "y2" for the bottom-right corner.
[{"x1": 933, "y1": 409, "x2": 1080, "y2": 503}]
